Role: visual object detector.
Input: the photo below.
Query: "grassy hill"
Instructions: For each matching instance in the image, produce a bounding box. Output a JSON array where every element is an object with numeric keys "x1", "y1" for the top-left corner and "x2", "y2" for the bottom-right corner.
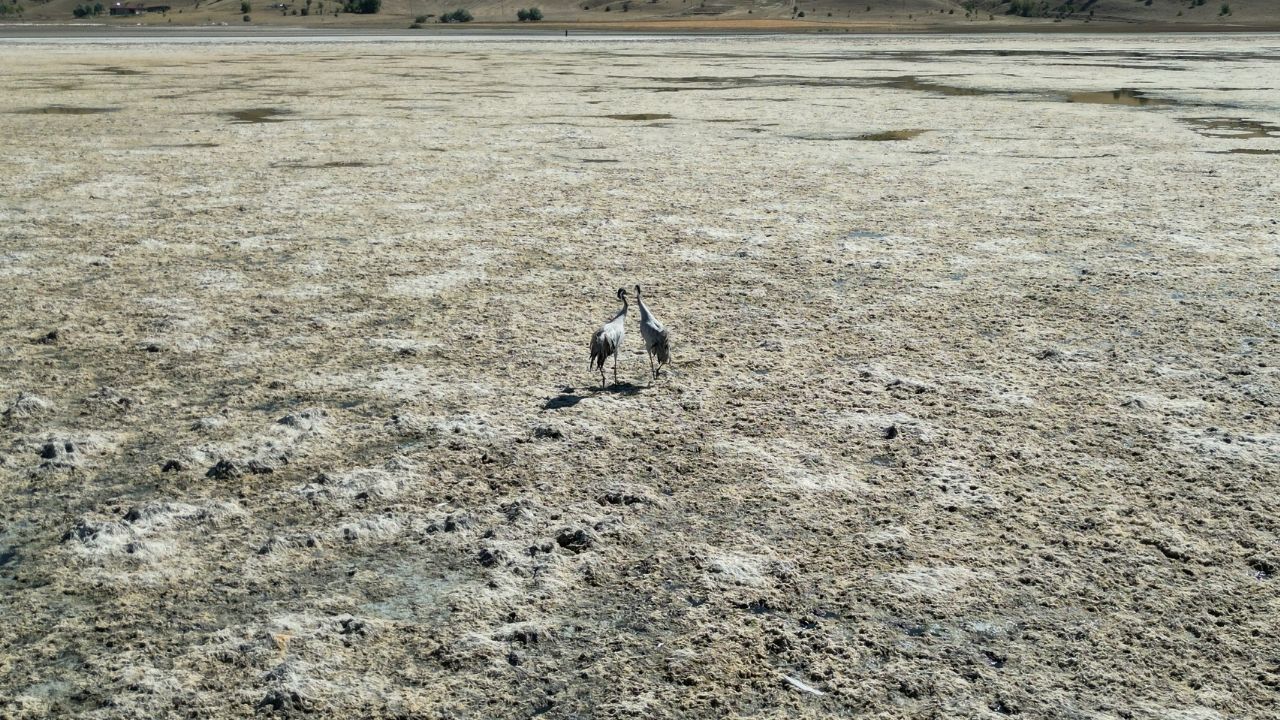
[{"x1": 7, "y1": 0, "x2": 1277, "y2": 30}]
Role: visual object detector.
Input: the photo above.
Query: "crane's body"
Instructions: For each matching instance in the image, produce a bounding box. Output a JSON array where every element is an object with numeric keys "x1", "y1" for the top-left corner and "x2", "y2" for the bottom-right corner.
[
  {"x1": 635, "y1": 285, "x2": 670, "y2": 379},
  {"x1": 590, "y1": 288, "x2": 628, "y2": 386}
]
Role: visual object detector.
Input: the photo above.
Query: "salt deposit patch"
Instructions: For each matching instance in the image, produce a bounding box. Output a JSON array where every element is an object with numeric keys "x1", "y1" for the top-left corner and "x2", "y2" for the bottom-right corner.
[
  {"x1": 63, "y1": 500, "x2": 246, "y2": 565},
  {"x1": 883, "y1": 566, "x2": 980, "y2": 597},
  {"x1": 388, "y1": 248, "x2": 507, "y2": 297},
  {"x1": 299, "y1": 457, "x2": 421, "y2": 502}
]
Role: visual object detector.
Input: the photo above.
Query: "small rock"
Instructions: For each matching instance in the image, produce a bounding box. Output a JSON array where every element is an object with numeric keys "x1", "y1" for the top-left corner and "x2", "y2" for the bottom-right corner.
[
  {"x1": 2, "y1": 393, "x2": 54, "y2": 423},
  {"x1": 338, "y1": 617, "x2": 367, "y2": 636},
  {"x1": 556, "y1": 529, "x2": 593, "y2": 554},
  {"x1": 532, "y1": 424, "x2": 564, "y2": 440},
  {"x1": 258, "y1": 535, "x2": 291, "y2": 555},
  {"x1": 883, "y1": 425, "x2": 899, "y2": 440},
  {"x1": 256, "y1": 689, "x2": 312, "y2": 715},
  {"x1": 598, "y1": 492, "x2": 646, "y2": 506},
  {"x1": 161, "y1": 459, "x2": 186, "y2": 472},
  {"x1": 206, "y1": 459, "x2": 242, "y2": 479},
  {"x1": 246, "y1": 459, "x2": 277, "y2": 475},
  {"x1": 277, "y1": 409, "x2": 326, "y2": 432},
  {"x1": 33, "y1": 329, "x2": 61, "y2": 345}
]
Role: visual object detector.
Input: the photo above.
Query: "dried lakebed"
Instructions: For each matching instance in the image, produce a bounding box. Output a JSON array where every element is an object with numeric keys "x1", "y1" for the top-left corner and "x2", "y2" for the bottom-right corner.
[{"x1": 1, "y1": 33, "x2": 1278, "y2": 719}]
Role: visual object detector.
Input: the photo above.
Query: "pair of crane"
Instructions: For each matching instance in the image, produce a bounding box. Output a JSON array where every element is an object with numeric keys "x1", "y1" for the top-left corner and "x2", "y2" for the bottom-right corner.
[{"x1": 589, "y1": 285, "x2": 670, "y2": 387}]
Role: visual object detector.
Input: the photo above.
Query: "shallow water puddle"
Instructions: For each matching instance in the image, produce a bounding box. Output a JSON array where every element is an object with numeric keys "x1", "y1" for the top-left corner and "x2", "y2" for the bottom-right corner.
[
  {"x1": 603, "y1": 113, "x2": 674, "y2": 121},
  {"x1": 791, "y1": 129, "x2": 928, "y2": 142},
  {"x1": 1207, "y1": 149, "x2": 1280, "y2": 155},
  {"x1": 227, "y1": 107, "x2": 294, "y2": 124},
  {"x1": 1066, "y1": 89, "x2": 1171, "y2": 107},
  {"x1": 273, "y1": 160, "x2": 375, "y2": 169},
  {"x1": 1181, "y1": 117, "x2": 1280, "y2": 139},
  {"x1": 856, "y1": 129, "x2": 929, "y2": 141},
  {"x1": 13, "y1": 105, "x2": 120, "y2": 115},
  {"x1": 875, "y1": 76, "x2": 996, "y2": 97},
  {"x1": 94, "y1": 66, "x2": 145, "y2": 76}
]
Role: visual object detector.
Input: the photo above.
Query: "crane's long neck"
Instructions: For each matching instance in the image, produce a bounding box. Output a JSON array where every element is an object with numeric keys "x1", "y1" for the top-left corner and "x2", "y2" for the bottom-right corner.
[
  {"x1": 635, "y1": 293, "x2": 650, "y2": 321},
  {"x1": 614, "y1": 295, "x2": 628, "y2": 321}
]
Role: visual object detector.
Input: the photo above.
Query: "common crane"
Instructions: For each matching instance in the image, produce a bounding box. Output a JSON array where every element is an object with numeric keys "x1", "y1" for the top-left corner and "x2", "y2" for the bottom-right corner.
[
  {"x1": 589, "y1": 287, "x2": 628, "y2": 386},
  {"x1": 635, "y1": 284, "x2": 670, "y2": 379}
]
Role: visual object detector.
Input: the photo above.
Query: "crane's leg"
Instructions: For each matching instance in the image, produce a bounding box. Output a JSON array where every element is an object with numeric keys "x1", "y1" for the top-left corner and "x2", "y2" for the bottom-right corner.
[
  {"x1": 612, "y1": 352, "x2": 618, "y2": 384},
  {"x1": 648, "y1": 351, "x2": 656, "y2": 379}
]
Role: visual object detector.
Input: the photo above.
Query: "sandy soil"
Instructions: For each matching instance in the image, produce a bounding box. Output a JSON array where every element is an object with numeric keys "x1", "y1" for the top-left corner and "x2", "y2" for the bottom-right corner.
[{"x1": 1, "y1": 33, "x2": 1278, "y2": 719}]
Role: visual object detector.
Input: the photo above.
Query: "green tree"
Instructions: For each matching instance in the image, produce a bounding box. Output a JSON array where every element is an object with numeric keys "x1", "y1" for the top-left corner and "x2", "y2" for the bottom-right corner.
[{"x1": 240, "y1": 0, "x2": 250, "y2": 12}]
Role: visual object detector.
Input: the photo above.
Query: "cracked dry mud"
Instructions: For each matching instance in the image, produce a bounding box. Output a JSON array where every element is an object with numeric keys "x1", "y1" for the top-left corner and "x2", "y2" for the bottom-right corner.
[{"x1": 1, "y1": 34, "x2": 1278, "y2": 719}]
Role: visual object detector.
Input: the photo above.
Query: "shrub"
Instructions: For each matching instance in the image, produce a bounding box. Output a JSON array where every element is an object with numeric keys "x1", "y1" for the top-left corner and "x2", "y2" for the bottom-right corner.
[
  {"x1": 527, "y1": 3, "x2": 541, "y2": 15},
  {"x1": 343, "y1": 0, "x2": 379, "y2": 12},
  {"x1": 439, "y1": 7, "x2": 471, "y2": 21},
  {"x1": 1219, "y1": 2, "x2": 1230, "y2": 14},
  {"x1": 415, "y1": 13, "x2": 428, "y2": 21},
  {"x1": 240, "y1": 0, "x2": 249, "y2": 12},
  {"x1": 243, "y1": 13, "x2": 250, "y2": 20},
  {"x1": 73, "y1": 3, "x2": 88, "y2": 16}
]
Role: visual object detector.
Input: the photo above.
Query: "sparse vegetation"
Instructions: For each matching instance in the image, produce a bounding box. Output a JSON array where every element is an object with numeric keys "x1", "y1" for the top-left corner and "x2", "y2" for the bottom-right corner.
[
  {"x1": 1006, "y1": 0, "x2": 1042, "y2": 17},
  {"x1": 439, "y1": 7, "x2": 472, "y2": 21}
]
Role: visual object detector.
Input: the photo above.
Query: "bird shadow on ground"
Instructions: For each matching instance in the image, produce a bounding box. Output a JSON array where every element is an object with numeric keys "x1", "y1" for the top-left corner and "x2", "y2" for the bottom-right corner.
[
  {"x1": 599, "y1": 382, "x2": 646, "y2": 396},
  {"x1": 543, "y1": 393, "x2": 584, "y2": 410},
  {"x1": 542, "y1": 383, "x2": 645, "y2": 410}
]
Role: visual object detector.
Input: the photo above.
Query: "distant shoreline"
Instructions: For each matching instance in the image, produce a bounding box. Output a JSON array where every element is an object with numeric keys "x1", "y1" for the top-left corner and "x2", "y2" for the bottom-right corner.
[{"x1": 3, "y1": 20, "x2": 1280, "y2": 38}]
